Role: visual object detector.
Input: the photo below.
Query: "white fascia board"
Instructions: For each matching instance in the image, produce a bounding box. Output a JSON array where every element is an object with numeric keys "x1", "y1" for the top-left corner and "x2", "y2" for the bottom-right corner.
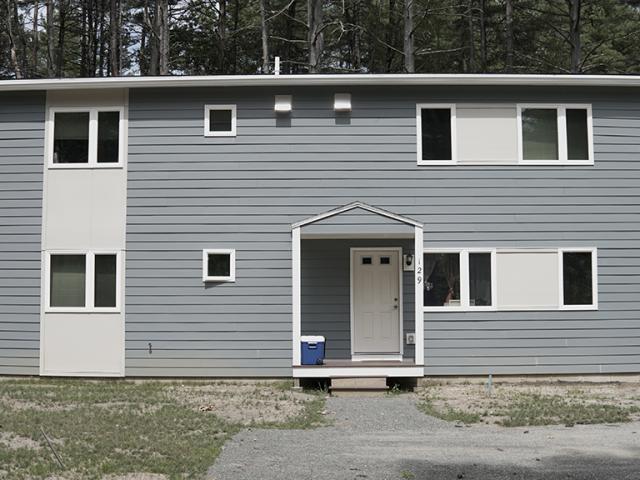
[{"x1": 4, "y1": 74, "x2": 640, "y2": 92}]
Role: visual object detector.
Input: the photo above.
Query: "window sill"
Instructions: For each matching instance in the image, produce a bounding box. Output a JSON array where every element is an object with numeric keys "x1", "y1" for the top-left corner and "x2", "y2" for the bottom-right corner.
[
  {"x1": 423, "y1": 305, "x2": 598, "y2": 313},
  {"x1": 203, "y1": 277, "x2": 235, "y2": 283},
  {"x1": 518, "y1": 160, "x2": 594, "y2": 166},
  {"x1": 45, "y1": 308, "x2": 121, "y2": 314},
  {"x1": 48, "y1": 163, "x2": 124, "y2": 170}
]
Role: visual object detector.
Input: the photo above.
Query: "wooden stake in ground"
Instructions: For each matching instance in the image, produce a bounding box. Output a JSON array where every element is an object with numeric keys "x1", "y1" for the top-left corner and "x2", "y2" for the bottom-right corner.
[{"x1": 41, "y1": 426, "x2": 65, "y2": 469}]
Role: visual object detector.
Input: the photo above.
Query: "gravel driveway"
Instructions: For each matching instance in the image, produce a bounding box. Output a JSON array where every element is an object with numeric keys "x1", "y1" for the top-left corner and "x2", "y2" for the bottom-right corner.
[{"x1": 207, "y1": 395, "x2": 640, "y2": 480}]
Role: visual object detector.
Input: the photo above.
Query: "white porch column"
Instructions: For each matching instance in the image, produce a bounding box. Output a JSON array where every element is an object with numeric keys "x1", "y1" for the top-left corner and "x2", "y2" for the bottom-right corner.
[
  {"x1": 414, "y1": 226, "x2": 424, "y2": 366},
  {"x1": 292, "y1": 227, "x2": 302, "y2": 366}
]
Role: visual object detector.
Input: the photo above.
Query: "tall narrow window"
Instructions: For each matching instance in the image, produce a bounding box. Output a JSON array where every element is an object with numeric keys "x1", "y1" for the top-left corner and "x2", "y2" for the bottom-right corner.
[
  {"x1": 562, "y1": 251, "x2": 594, "y2": 306},
  {"x1": 53, "y1": 112, "x2": 90, "y2": 164},
  {"x1": 50, "y1": 255, "x2": 86, "y2": 307},
  {"x1": 94, "y1": 254, "x2": 117, "y2": 308},
  {"x1": 97, "y1": 111, "x2": 120, "y2": 163},
  {"x1": 469, "y1": 252, "x2": 492, "y2": 307},
  {"x1": 419, "y1": 107, "x2": 453, "y2": 162},
  {"x1": 522, "y1": 108, "x2": 558, "y2": 160},
  {"x1": 566, "y1": 109, "x2": 589, "y2": 160},
  {"x1": 424, "y1": 253, "x2": 460, "y2": 307}
]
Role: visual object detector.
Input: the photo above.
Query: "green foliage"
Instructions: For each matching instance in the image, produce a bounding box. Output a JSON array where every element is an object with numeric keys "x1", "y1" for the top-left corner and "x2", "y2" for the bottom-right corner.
[{"x1": 1, "y1": 1, "x2": 640, "y2": 78}]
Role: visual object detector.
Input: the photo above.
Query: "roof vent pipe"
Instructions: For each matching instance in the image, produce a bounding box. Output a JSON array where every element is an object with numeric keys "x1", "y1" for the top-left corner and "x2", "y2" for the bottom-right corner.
[{"x1": 274, "y1": 57, "x2": 281, "y2": 76}]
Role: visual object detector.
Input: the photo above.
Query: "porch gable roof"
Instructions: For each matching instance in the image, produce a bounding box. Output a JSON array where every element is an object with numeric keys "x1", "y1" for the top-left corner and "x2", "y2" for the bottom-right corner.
[{"x1": 291, "y1": 202, "x2": 423, "y2": 229}]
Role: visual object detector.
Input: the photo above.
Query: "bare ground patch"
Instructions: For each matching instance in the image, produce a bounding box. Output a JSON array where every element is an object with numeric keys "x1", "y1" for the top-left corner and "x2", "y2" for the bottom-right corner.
[
  {"x1": 168, "y1": 380, "x2": 316, "y2": 425},
  {"x1": 417, "y1": 381, "x2": 640, "y2": 427},
  {"x1": 0, "y1": 432, "x2": 41, "y2": 451}
]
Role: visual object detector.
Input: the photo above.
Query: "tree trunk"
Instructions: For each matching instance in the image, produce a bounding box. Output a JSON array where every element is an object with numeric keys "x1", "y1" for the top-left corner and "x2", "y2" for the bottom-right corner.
[
  {"x1": 56, "y1": 0, "x2": 67, "y2": 77},
  {"x1": 6, "y1": 0, "x2": 23, "y2": 79},
  {"x1": 479, "y1": 0, "x2": 487, "y2": 72},
  {"x1": 110, "y1": 0, "x2": 120, "y2": 76},
  {"x1": 157, "y1": 0, "x2": 169, "y2": 75},
  {"x1": 46, "y1": 0, "x2": 54, "y2": 77},
  {"x1": 217, "y1": 0, "x2": 226, "y2": 73},
  {"x1": 80, "y1": 3, "x2": 88, "y2": 77},
  {"x1": 259, "y1": 0, "x2": 269, "y2": 73},
  {"x1": 308, "y1": 0, "x2": 324, "y2": 73},
  {"x1": 505, "y1": 0, "x2": 513, "y2": 72},
  {"x1": 98, "y1": 0, "x2": 106, "y2": 76},
  {"x1": 568, "y1": 0, "x2": 581, "y2": 73},
  {"x1": 467, "y1": 0, "x2": 475, "y2": 72},
  {"x1": 403, "y1": 0, "x2": 414, "y2": 73},
  {"x1": 284, "y1": 0, "x2": 297, "y2": 73},
  {"x1": 33, "y1": 1, "x2": 40, "y2": 77}
]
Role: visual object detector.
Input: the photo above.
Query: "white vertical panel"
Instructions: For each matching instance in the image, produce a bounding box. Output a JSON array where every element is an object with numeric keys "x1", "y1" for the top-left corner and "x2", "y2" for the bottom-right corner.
[
  {"x1": 292, "y1": 227, "x2": 301, "y2": 366},
  {"x1": 414, "y1": 226, "x2": 424, "y2": 366}
]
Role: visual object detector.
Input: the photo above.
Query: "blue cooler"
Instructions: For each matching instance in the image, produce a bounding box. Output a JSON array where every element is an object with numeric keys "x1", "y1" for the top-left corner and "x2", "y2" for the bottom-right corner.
[{"x1": 301, "y1": 336, "x2": 325, "y2": 365}]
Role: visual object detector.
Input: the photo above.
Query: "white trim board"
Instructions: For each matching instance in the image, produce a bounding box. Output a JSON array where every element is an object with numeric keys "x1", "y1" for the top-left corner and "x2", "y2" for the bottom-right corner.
[
  {"x1": 292, "y1": 201, "x2": 422, "y2": 229},
  {"x1": 5, "y1": 74, "x2": 640, "y2": 91},
  {"x1": 293, "y1": 366, "x2": 424, "y2": 378}
]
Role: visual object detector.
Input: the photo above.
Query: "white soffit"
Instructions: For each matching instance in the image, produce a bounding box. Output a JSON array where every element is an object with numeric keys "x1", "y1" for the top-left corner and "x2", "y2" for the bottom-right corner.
[
  {"x1": 334, "y1": 93, "x2": 351, "y2": 111},
  {"x1": 275, "y1": 95, "x2": 292, "y2": 113}
]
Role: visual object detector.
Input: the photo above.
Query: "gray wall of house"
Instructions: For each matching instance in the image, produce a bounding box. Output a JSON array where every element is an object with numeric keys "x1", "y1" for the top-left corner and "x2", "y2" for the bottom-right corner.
[
  {"x1": 0, "y1": 92, "x2": 45, "y2": 375},
  {"x1": 119, "y1": 85, "x2": 640, "y2": 376},
  {"x1": 301, "y1": 238, "x2": 415, "y2": 361}
]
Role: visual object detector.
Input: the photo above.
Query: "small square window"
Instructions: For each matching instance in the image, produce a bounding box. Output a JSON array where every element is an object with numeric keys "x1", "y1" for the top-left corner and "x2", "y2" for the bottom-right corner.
[
  {"x1": 203, "y1": 249, "x2": 236, "y2": 282},
  {"x1": 204, "y1": 105, "x2": 236, "y2": 137},
  {"x1": 362, "y1": 257, "x2": 372, "y2": 265},
  {"x1": 380, "y1": 256, "x2": 391, "y2": 265}
]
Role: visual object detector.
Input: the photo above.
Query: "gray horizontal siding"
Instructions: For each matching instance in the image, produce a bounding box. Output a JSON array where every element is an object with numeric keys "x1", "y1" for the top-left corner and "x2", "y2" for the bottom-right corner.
[
  {"x1": 127, "y1": 85, "x2": 640, "y2": 377},
  {"x1": 0, "y1": 92, "x2": 44, "y2": 375}
]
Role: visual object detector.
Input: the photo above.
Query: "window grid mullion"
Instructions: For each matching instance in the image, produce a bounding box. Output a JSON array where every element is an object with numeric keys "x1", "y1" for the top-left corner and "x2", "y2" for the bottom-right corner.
[
  {"x1": 460, "y1": 250, "x2": 470, "y2": 308},
  {"x1": 88, "y1": 109, "x2": 98, "y2": 165},
  {"x1": 86, "y1": 252, "x2": 95, "y2": 309},
  {"x1": 558, "y1": 106, "x2": 568, "y2": 162}
]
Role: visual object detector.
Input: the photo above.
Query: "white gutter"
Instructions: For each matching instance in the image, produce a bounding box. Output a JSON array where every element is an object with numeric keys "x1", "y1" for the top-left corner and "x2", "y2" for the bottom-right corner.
[{"x1": 1, "y1": 73, "x2": 640, "y2": 91}]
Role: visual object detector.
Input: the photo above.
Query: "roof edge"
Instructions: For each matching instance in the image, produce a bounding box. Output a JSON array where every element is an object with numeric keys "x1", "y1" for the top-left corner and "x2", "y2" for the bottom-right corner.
[{"x1": 2, "y1": 73, "x2": 640, "y2": 92}]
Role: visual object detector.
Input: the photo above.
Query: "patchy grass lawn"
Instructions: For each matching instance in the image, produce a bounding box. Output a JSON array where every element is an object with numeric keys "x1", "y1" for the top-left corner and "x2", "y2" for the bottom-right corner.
[
  {"x1": 0, "y1": 378, "x2": 326, "y2": 480},
  {"x1": 418, "y1": 381, "x2": 640, "y2": 427}
]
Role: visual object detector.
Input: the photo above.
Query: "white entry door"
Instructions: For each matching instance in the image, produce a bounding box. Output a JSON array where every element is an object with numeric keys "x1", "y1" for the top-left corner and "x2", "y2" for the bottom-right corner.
[{"x1": 351, "y1": 249, "x2": 401, "y2": 358}]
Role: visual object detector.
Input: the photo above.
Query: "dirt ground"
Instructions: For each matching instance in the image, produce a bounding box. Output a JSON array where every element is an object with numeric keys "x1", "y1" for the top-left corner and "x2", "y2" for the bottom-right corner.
[
  {"x1": 167, "y1": 380, "x2": 316, "y2": 425},
  {"x1": 417, "y1": 380, "x2": 640, "y2": 426}
]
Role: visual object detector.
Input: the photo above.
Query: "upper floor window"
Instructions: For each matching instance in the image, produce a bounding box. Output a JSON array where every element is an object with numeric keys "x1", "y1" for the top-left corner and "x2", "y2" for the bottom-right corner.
[
  {"x1": 204, "y1": 105, "x2": 236, "y2": 137},
  {"x1": 518, "y1": 104, "x2": 593, "y2": 165},
  {"x1": 202, "y1": 249, "x2": 236, "y2": 282},
  {"x1": 48, "y1": 107, "x2": 124, "y2": 168},
  {"x1": 416, "y1": 104, "x2": 456, "y2": 165}
]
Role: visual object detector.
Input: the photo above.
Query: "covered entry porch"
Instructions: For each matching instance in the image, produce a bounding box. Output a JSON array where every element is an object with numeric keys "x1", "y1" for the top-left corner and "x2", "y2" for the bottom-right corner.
[{"x1": 291, "y1": 203, "x2": 425, "y2": 378}]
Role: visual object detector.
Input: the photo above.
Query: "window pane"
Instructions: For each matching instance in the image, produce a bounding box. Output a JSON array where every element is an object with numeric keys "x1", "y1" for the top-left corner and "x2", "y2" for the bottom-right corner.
[
  {"x1": 209, "y1": 109, "x2": 233, "y2": 132},
  {"x1": 567, "y1": 109, "x2": 589, "y2": 160},
  {"x1": 522, "y1": 108, "x2": 558, "y2": 160},
  {"x1": 50, "y1": 255, "x2": 86, "y2": 307},
  {"x1": 469, "y1": 253, "x2": 492, "y2": 306},
  {"x1": 563, "y1": 252, "x2": 593, "y2": 305},
  {"x1": 95, "y1": 254, "x2": 117, "y2": 308},
  {"x1": 97, "y1": 111, "x2": 120, "y2": 163},
  {"x1": 53, "y1": 112, "x2": 89, "y2": 163},
  {"x1": 424, "y1": 253, "x2": 460, "y2": 307},
  {"x1": 421, "y1": 108, "x2": 452, "y2": 161},
  {"x1": 208, "y1": 253, "x2": 231, "y2": 277}
]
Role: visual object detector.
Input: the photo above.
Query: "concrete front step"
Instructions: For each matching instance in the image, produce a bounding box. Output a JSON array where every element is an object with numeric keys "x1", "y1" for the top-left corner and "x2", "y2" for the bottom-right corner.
[{"x1": 330, "y1": 377, "x2": 388, "y2": 393}]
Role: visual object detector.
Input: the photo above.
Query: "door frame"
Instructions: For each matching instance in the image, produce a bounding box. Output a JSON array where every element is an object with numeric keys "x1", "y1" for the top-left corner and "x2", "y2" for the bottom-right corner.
[{"x1": 349, "y1": 247, "x2": 403, "y2": 361}]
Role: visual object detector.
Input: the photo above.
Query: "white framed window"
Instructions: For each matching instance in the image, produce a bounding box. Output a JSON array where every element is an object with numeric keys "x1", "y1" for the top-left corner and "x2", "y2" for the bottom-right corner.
[
  {"x1": 559, "y1": 248, "x2": 598, "y2": 310},
  {"x1": 202, "y1": 249, "x2": 236, "y2": 282},
  {"x1": 47, "y1": 106, "x2": 125, "y2": 168},
  {"x1": 416, "y1": 103, "x2": 457, "y2": 165},
  {"x1": 423, "y1": 248, "x2": 496, "y2": 311},
  {"x1": 517, "y1": 104, "x2": 593, "y2": 165},
  {"x1": 44, "y1": 251, "x2": 121, "y2": 312},
  {"x1": 204, "y1": 105, "x2": 237, "y2": 137}
]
